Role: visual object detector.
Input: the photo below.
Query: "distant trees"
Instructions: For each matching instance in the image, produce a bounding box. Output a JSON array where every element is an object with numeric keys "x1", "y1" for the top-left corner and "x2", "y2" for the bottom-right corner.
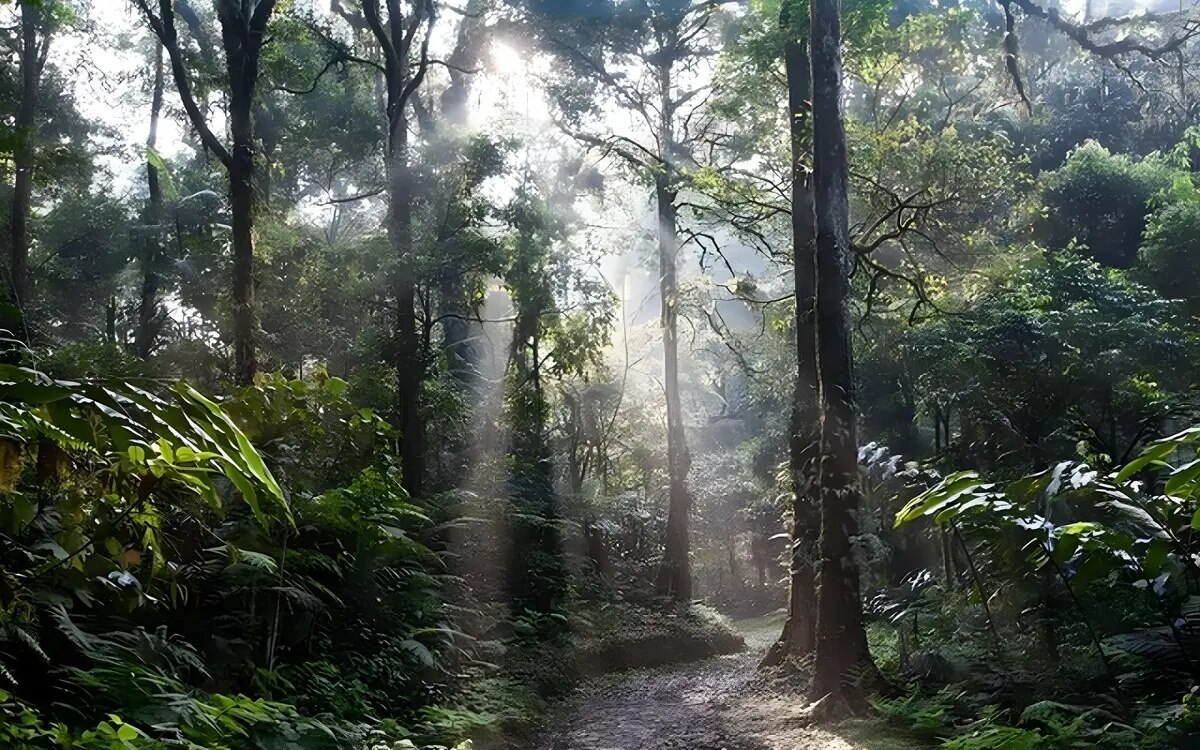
[
  {"x1": 517, "y1": 0, "x2": 735, "y2": 600},
  {"x1": 1038, "y1": 142, "x2": 1174, "y2": 268}
]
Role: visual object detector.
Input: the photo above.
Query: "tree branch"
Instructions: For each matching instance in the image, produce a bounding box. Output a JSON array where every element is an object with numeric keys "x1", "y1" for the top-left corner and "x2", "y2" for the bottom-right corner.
[{"x1": 134, "y1": 0, "x2": 233, "y2": 168}]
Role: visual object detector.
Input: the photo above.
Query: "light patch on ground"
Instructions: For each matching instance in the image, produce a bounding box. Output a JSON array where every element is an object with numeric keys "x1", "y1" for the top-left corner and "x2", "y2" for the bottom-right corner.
[{"x1": 534, "y1": 615, "x2": 929, "y2": 750}]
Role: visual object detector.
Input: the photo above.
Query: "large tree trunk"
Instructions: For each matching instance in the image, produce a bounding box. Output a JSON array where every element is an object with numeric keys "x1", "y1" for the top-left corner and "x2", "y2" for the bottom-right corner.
[
  {"x1": 810, "y1": 0, "x2": 877, "y2": 706},
  {"x1": 136, "y1": 47, "x2": 166, "y2": 360},
  {"x1": 766, "y1": 28, "x2": 822, "y2": 666},
  {"x1": 7, "y1": 2, "x2": 43, "y2": 343},
  {"x1": 654, "y1": 173, "x2": 692, "y2": 600}
]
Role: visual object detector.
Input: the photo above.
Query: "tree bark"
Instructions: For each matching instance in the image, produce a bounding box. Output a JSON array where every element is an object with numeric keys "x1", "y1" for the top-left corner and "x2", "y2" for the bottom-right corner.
[
  {"x1": 810, "y1": 0, "x2": 877, "y2": 705},
  {"x1": 655, "y1": 172, "x2": 693, "y2": 600},
  {"x1": 7, "y1": 2, "x2": 44, "y2": 343},
  {"x1": 219, "y1": 7, "x2": 263, "y2": 386},
  {"x1": 389, "y1": 126, "x2": 424, "y2": 497},
  {"x1": 138, "y1": 0, "x2": 275, "y2": 382},
  {"x1": 653, "y1": 45, "x2": 693, "y2": 600},
  {"x1": 435, "y1": 5, "x2": 486, "y2": 385},
  {"x1": 438, "y1": 0, "x2": 485, "y2": 128},
  {"x1": 770, "y1": 29, "x2": 822, "y2": 663},
  {"x1": 361, "y1": 0, "x2": 432, "y2": 498},
  {"x1": 136, "y1": 46, "x2": 166, "y2": 360}
]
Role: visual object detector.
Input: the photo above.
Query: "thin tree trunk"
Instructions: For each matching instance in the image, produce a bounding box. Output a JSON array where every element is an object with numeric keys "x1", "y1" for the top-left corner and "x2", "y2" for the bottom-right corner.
[
  {"x1": 435, "y1": 7, "x2": 485, "y2": 385},
  {"x1": 360, "y1": 0, "x2": 432, "y2": 499},
  {"x1": 383, "y1": 33, "x2": 424, "y2": 499},
  {"x1": 391, "y1": 147, "x2": 424, "y2": 497},
  {"x1": 7, "y1": 3, "x2": 43, "y2": 343},
  {"x1": 217, "y1": 4, "x2": 266, "y2": 386},
  {"x1": 655, "y1": 173, "x2": 693, "y2": 600},
  {"x1": 136, "y1": 46, "x2": 166, "y2": 359},
  {"x1": 654, "y1": 50, "x2": 692, "y2": 600},
  {"x1": 228, "y1": 93, "x2": 258, "y2": 386},
  {"x1": 810, "y1": 0, "x2": 877, "y2": 705},
  {"x1": 139, "y1": 0, "x2": 276, "y2": 381}
]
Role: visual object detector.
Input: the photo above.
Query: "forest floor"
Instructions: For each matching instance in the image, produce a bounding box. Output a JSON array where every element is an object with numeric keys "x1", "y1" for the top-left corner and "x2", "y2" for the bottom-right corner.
[{"x1": 533, "y1": 613, "x2": 928, "y2": 750}]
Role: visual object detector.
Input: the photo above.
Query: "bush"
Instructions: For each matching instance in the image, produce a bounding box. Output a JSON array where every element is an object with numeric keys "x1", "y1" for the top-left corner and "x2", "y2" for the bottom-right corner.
[
  {"x1": 1038, "y1": 141, "x2": 1178, "y2": 268},
  {"x1": 1139, "y1": 199, "x2": 1200, "y2": 311}
]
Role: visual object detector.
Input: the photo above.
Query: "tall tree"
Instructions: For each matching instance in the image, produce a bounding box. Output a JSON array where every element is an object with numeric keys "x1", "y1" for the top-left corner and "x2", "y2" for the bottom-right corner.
[
  {"x1": 521, "y1": 0, "x2": 732, "y2": 599},
  {"x1": 134, "y1": 0, "x2": 279, "y2": 384},
  {"x1": 809, "y1": 0, "x2": 876, "y2": 706},
  {"x1": 767, "y1": 0, "x2": 821, "y2": 661},
  {"x1": 358, "y1": 0, "x2": 435, "y2": 497},
  {"x1": 6, "y1": 0, "x2": 49, "y2": 343},
  {"x1": 429, "y1": 2, "x2": 490, "y2": 383},
  {"x1": 135, "y1": 45, "x2": 166, "y2": 360}
]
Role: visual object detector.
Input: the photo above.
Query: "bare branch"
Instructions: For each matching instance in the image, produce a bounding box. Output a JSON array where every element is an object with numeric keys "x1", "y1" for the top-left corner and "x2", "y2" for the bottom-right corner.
[{"x1": 1005, "y1": 0, "x2": 1200, "y2": 58}]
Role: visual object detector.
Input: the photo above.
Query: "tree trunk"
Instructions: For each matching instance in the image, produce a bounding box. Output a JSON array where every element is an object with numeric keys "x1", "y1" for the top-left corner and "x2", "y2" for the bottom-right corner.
[
  {"x1": 440, "y1": 274, "x2": 472, "y2": 383},
  {"x1": 142, "y1": 0, "x2": 276, "y2": 379},
  {"x1": 438, "y1": 0, "x2": 485, "y2": 128},
  {"x1": 728, "y1": 535, "x2": 738, "y2": 586},
  {"x1": 385, "y1": 56, "x2": 425, "y2": 499},
  {"x1": 768, "y1": 24, "x2": 822, "y2": 665},
  {"x1": 585, "y1": 516, "x2": 615, "y2": 582},
  {"x1": 228, "y1": 97, "x2": 258, "y2": 386},
  {"x1": 136, "y1": 46, "x2": 166, "y2": 360},
  {"x1": 219, "y1": 9, "x2": 263, "y2": 386},
  {"x1": 653, "y1": 48, "x2": 692, "y2": 600},
  {"x1": 7, "y1": 2, "x2": 43, "y2": 343},
  {"x1": 810, "y1": 0, "x2": 877, "y2": 705},
  {"x1": 654, "y1": 173, "x2": 693, "y2": 600}
]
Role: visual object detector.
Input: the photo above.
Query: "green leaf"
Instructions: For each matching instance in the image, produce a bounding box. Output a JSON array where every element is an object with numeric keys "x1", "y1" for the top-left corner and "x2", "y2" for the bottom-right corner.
[
  {"x1": 1143, "y1": 537, "x2": 1172, "y2": 577},
  {"x1": 1116, "y1": 440, "x2": 1179, "y2": 482},
  {"x1": 178, "y1": 384, "x2": 284, "y2": 503},
  {"x1": 0, "y1": 382, "x2": 74, "y2": 405},
  {"x1": 145, "y1": 146, "x2": 179, "y2": 200},
  {"x1": 224, "y1": 461, "x2": 267, "y2": 528},
  {"x1": 1167, "y1": 458, "x2": 1200, "y2": 498},
  {"x1": 155, "y1": 437, "x2": 174, "y2": 462},
  {"x1": 894, "y1": 471, "x2": 989, "y2": 527}
]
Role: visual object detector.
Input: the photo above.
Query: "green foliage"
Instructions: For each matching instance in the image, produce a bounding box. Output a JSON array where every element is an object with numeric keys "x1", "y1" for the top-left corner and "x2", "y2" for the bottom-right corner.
[
  {"x1": 16, "y1": 0, "x2": 1200, "y2": 743},
  {"x1": 873, "y1": 688, "x2": 957, "y2": 738},
  {"x1": 1038, "y1": 142, "x2": 1182, "y2": 268},
  {"x1": 873, "y1": 251, "x2": 1186, "y2": 473},
  {"x1": 0, "y1": 364, "x2": 470, "y2": 746},
  {"x1": 1139, "y1": 199, "x2": 1200, "y2": 312}
]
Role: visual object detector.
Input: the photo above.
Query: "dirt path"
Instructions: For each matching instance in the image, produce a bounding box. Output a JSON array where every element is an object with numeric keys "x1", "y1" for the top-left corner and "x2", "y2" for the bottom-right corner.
[{"x1": 534, "y1": 615, "x2": 925, "y2": 750}]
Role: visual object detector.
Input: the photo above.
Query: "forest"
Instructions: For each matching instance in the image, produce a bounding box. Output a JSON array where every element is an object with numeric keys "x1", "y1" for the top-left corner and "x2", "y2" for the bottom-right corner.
[{"x1": 4, "y1": 0, "x2": 1200, "y2": 746}]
